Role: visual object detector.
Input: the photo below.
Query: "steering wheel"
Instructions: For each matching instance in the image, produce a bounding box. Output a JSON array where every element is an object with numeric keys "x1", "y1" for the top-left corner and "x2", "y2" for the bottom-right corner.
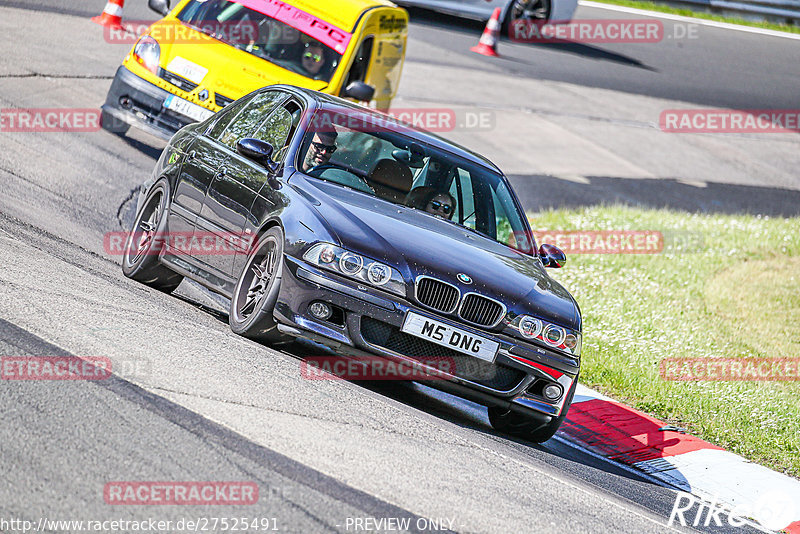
[
  {"x1": 307, "y1": 164, "x2": 374, "y2": 194},
  {"x1": 307, "y1": 163, "x2": 345, "y2": 177}
]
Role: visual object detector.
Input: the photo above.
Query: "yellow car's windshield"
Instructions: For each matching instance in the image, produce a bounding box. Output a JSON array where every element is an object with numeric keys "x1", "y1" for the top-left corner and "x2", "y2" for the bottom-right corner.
[{"x1": 176, "y1": 0, "x2": 345, "y2": 83}]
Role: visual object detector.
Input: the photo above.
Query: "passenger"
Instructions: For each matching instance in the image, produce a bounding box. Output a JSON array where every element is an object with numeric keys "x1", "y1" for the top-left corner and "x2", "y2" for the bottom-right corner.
[
  {"x1": 424, "y1": 190, "x2": 456, "y2": 220},
  {"x1": 425, "y1": 191, "x2": 456, "y2": 220},
  {"x1": 405, "y1": 187, "x2": 456, "y2": 220},
  {"x1": 300, "y1": 42, "x2": 327, "y2": 78}
]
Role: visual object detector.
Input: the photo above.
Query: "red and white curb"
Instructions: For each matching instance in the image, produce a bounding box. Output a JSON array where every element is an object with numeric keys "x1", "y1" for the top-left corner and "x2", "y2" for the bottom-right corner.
[{"x1": 558, "y1": 384, "x2": 800, "y2": 532}]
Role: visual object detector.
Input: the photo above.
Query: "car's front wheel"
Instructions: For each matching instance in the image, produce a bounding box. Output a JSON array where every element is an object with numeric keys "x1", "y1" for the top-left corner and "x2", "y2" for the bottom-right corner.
[
  {"x1": 122, "y1": 178, "x2": 183, "y2": 293},
  {"x1": 229, "y1": 226, "x2": 286, "y2": 342},
  {"x1": 504, "y1": 0, "x2": 551, "y2": 36}
]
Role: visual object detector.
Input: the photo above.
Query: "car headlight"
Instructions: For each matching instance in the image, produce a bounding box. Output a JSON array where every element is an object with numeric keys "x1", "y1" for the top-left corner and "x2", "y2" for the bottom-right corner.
[
  {"x1": 512, "y1": 315, "x2": 581, "y2": 357},
  {"x1": 303, "y1": 243, "x2": 406, "y2": 297},
  {"x1": 133, "y1": 36, "x2": 161, "y2": 75}
]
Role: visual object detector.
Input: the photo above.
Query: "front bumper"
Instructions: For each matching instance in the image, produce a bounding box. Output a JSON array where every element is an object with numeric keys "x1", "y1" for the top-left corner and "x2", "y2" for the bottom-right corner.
[
  {"x1": 101, "y1": 66, "x2": 198, "y2": 140},
  {"x1": 275, "y1": 256, "x2": 579, "y2": 419}
]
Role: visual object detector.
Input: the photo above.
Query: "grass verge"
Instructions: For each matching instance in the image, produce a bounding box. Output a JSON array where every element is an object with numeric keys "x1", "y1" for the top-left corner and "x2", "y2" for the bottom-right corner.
[
  {"x1": 586, "y1": 0, "x2": 800, "y2": 34},
  {"x1": 529, "y1": 206, "x2": 800, "y2": 477}
]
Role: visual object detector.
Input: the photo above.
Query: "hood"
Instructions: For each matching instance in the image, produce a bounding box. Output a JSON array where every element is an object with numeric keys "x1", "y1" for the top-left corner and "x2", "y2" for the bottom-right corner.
[
  {"x1": 297, "y1": 177, "x2": 580, "y2": 328},
  {"x1": 153, "y1": 22, "x2": 328, "y2": 100}
]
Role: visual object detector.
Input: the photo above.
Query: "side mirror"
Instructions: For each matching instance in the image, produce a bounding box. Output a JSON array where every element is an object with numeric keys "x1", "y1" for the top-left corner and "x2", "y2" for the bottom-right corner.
[
  {"x1": 539, "y1": 244, "x2": 567, "y2": 268},
  {"x1": 343, "y1": 81, "x2": 375, "y2": 103},
  {"x1": 148, "y1": 0, "x2": 171, "y2": 16},
  {"x1": 237, "y1": 138, "x2": 280, "y2": 174}
]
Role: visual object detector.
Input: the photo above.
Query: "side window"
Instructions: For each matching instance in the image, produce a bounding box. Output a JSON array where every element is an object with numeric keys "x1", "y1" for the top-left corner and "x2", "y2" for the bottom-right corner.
[
  {"x1": 252, "y1": 101, "x2": 301, "y2": 163},
  {"x1": 206, "y1": 94, "x2": 255, "y2": 140},
  {"x1": 213, "y1": 91, "x2": 287, "y2": 149},
  {"x1": 342, "y1": 37, "x2": 374, "y2": 91}
]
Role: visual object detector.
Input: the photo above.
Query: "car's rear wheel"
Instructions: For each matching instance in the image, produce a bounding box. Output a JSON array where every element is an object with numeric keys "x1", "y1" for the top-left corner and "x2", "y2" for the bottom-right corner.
[
  {"x1": 229, "y1": 226, "x2": 286, "y2": 342},
  {"x1": 122, "y1": 179, "x2": 183, "y2": 293},
  {"x1": 489, "y1": 377, "x2": 577, "y2": 443},
  {"x1": 504, "y1": 0, "x2": 551, "y2": 36}
]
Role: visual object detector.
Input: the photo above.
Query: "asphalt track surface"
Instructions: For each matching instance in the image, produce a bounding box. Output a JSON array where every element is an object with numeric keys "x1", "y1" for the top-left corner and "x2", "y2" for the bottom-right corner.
[
  {"x1": 0, "y1": 1, "x2": 793, "y2": 533},
  {"x1": 6, "y1": 0, "x2": 800, "y2": 109}
]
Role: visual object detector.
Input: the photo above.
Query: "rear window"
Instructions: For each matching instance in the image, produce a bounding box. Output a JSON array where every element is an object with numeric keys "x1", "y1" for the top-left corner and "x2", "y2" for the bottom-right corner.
[{"x1": 177, "y1": 0, "x2": 346, "y2": 83}]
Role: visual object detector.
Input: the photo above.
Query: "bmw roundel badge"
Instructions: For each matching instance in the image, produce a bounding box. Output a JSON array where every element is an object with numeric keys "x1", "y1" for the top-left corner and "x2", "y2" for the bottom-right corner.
[{"x1": 457, "y1": 273, "x2": 472, "y2": 284}]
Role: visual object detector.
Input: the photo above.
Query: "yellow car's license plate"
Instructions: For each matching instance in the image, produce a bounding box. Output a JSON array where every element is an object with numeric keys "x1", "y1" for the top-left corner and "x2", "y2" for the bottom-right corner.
[{"x1": 163, "y1": 95, "x2": 214, "y2": 123}]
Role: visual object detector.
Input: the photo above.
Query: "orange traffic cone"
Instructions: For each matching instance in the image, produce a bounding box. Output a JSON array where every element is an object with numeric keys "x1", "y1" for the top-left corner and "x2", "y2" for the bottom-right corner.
[
  {"x1": 92, "y1": 0, "x2": 125, "y2": 29},
  {"x1": 470, "y1": 8, "x2": 501, "y2": 57}
]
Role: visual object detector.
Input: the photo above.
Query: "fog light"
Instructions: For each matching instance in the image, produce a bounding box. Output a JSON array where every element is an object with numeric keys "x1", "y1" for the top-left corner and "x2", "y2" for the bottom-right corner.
[
  {"x1": 309, "y1": 301, "x2": 332, "y2": 320},
  {"x1": 543, "y1": 383, "x2": 563, "y2": 401}
]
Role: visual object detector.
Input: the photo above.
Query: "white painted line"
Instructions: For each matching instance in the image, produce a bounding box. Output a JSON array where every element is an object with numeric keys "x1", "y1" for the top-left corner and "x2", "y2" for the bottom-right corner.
[
  {"x1": 572, "y1": 382, "x2": 616, "y2": 404},
  {"x1": 579, "y1": 0, "x2": 800, "y2": 40}
]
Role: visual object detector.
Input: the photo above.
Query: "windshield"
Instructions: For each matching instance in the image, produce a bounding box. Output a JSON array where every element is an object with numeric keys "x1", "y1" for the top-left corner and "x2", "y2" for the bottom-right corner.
[
  {"x1": 298, "y1": 110, "x2": 535, "y2": 254},
  {"x1": 177, "y1": 0, "x2": 345, "y2": 83}
]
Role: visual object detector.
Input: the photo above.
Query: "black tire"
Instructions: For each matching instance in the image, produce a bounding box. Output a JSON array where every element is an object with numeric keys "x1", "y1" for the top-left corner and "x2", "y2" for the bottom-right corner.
[
  {"x1": 503, "y1": 0, "x2": 551, "y2": 37},
  {"x1": 101, "y1": 109, "x2": 130, "y2": 135},
  {"x1": 121, "y1": 179, "x2": 183, "y2": 293},
  {"x1": 229, "y1": 226, "x2": 287, "y2": 342},
  {"x1": 489, "y1": 376, "x2": 578, "y2": 443}
]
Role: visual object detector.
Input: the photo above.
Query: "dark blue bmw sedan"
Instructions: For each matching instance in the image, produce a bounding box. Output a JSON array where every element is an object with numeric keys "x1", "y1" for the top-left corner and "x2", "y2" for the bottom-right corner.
[{"x1": 123, "y1": 85, "x2": 581, "y2": 442}]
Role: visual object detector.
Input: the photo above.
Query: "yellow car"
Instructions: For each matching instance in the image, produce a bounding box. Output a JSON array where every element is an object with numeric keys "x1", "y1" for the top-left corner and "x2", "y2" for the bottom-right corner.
[{"x1": 101, "y1": 0, "x2": 408, "y2": 139}]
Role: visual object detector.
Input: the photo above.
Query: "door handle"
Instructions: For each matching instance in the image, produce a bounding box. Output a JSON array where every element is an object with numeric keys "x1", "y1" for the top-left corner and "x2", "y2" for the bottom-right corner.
[
  {"x1": 187, "y1": 150, "x2": 196, "y2": 161},
  {"x1": 215, "y1": 167, "x2": 227, "y2": 179}
]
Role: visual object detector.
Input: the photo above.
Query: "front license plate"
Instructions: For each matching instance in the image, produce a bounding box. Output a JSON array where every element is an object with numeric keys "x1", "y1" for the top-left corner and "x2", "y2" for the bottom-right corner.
[
  {"x1": 163, "y1": 95, "x2": 214, "y2": 123},
  {"x1": 402, "y1": 312, "x2": 499, "y2": 362}
]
